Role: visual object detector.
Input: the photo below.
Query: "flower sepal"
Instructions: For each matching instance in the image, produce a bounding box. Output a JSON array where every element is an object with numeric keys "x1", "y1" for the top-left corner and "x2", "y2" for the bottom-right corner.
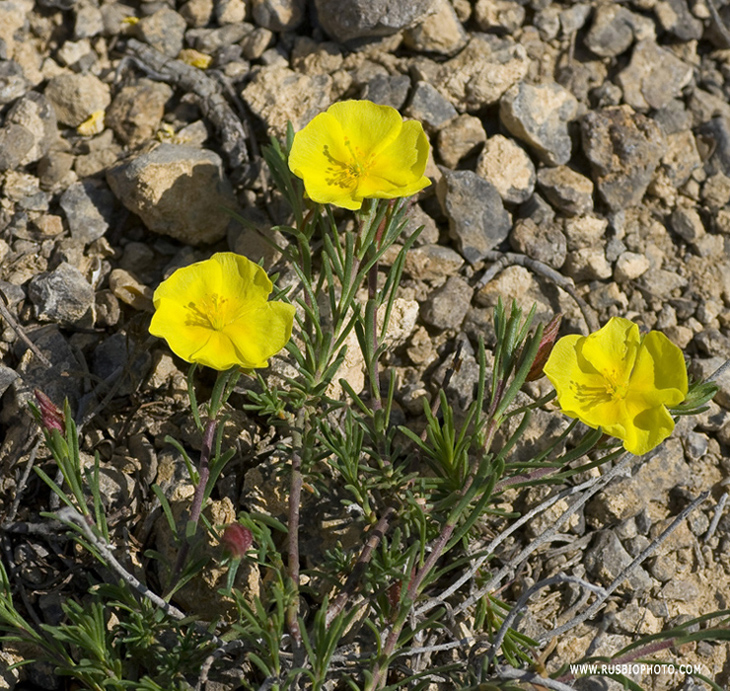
[{"x1": 668, "y1": 378, "x2": 718, "y2": 416}]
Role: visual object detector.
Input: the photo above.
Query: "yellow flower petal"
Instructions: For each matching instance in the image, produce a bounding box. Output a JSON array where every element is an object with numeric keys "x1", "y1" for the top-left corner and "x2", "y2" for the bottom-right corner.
[
  {"x1": 288, "y1": 99, "x2": 431, "y2": 210},
  {"x1": 629, "y1": 331, "x2": 688, "y2": 406},
  {"x1": 580, "y1": 317, "x2": 639, "y2": 385},
  {"x1": 149, "y1": 252, "x2": 294, "y2": 371}
]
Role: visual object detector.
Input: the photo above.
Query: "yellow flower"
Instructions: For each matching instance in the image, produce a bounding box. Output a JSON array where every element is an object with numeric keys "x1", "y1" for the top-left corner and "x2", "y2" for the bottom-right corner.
[
  {"x1": 149, "y1": 253, "x2": 295, "y2": 371},
  {"x1": 543, "y1": 317, "x2": 687, "y2": 455},
  {"x1": 288, "y1": 100, "x2": 431, "y2": 211}
]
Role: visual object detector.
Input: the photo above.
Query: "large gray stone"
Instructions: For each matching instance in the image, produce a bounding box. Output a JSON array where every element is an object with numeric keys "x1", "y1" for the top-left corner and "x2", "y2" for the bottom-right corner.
[
  {"x1": 28, "y1": 263, "x2": 95, "y2": 325},
  {"x1": 437, "y1": 169, "x2": 511, "y2": 264},
  {"x1": 106, "y1": 144, "x2": 238, "y2": 246},
  {"x1": 581, "y1": 106, "x2": 666, "y2": 211},
  {"x1": 314, "y1": 0, "x2": 435, "y2": 42}
]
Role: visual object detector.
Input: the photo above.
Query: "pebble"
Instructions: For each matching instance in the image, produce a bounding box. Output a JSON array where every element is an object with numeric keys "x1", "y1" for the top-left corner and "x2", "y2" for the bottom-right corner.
[
  {"x1": 509, "y1": 218, "x2": 566, "y2": 269},
  {"x1": 437, "y1": 114, "x2": 486, "y2": 168},
  {"x1": 584, "y1": 530, "x2": 652, "y2": 591},
  {"x1": 362, "y1": 73, "x2": 411, "y2": 110},
  {"x1": 0, "y1": 60, "x2": 28, "y2": 105},
  {"x1": 499, "y1": 81, "x2": 578, "y2": 166},
  {"x1": 581, "y1": 105, "x2": 666, "y2": 210},
  {"x1": 92, "y1": 332, "x2": 152, "y2": 396},
  {"x1": 44, "y1": 72, "x2": 111, "y2": 128},
  {"x1": 251, "y1": 0, "x2": 305, "y2": 31},
  {"x1": 476, "y1": 134, "x2": 535, "y2": 205},
  {"x1": 421, "y1": 276, "x2": 472, "y2": 330},
  {"x1": 105, "y1": 80, "x2": 173, "y2": 146},
  {"x1": 670, "y1": 205, "x2": 705, "y2": 243},
  {"x1": 313, "y1": 0, "x2": 434, "y2": 42},
  {"x1": 437, "y1": 169, "x2": 511, "y2": 264},
  {"x1": 59, "y1": 180, "x2": 114, "y2": 244},
  {"x1": 536, "y1": 165, "x2": 594, "y2": 216},
  {"x1": 614, "y1": 252, "x2": 650, "y2": 282},
  {"x1": 108, "y1": 269, "x2": 154, "y2": 312},
  {"x1": 563, "y1": 248, "x2": 612, "y2": 281},
  {"x1": 0, "y1": 92, "x2": 58, "y2": 168},
  {"x1": 437, "y1": 35, "x2": 529, "y2": 110},
  {"x1": 617, "y1": 40, "x2": 694, "y2": 112},
  {"x1": 701, "y1": 172, "x2": 730, "y2": 209},
  {"x1": 405, "y1": 81, "x2": 457, "y2": 132},
  {"x1": 241, "y1": 65, "x2": 334, "y2": 136},
  {"x1": 404, "y1": 245, "x2": 464, "y2": 282},
  {"x1": 584, "y1": 4, "x2": 650, "y2": 58},
  {"x1": 106, "y1": 144, "x2": 238, "y2": 246},
  {"x1": 403, "y1": 0, "x2": 467, "y2": 56},
  {"x1": 28, "y1": 262, "x2": 94, "y2": 324},
  {"x1": 661, "y1": 130, "x2": 701, "y2": 187},
  {"x1": 133, "y1": 8, "x2": 187, "y2": 58},
  {"x1": 473, "y1": 0, "x2": 525, "y2": 33},
  {"x1": 654, "y1": 0, "x2": 703, "y2": 41}
]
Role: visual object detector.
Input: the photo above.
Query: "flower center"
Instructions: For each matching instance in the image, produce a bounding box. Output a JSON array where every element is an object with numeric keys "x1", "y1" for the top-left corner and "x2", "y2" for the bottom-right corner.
[
  {"x1": 185, "y1": 294, "x2": 234, "y2": 331},
  {"x1": 322, "y1": 138, "x2": 373, "y2": 189},
  {"x1": 572, "y1": 368, "x2": 630, "y2": 409}
]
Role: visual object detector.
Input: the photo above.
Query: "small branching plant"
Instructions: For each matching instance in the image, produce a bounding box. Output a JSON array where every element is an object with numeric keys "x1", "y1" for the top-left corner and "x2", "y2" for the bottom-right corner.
[{"x1": 1, "y1": 100, "x2": 728, "y2": 691}]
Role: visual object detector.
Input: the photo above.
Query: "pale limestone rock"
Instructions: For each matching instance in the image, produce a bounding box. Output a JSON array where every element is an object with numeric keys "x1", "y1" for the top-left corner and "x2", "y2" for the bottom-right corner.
[{"x1": 477, "y1": 134, "x2": 535, "y2": 204}]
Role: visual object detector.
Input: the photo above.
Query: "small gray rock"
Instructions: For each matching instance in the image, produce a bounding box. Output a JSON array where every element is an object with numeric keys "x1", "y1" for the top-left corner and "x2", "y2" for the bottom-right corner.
[
  {"x1": 44, "y1": 72, "x2": 111, "y2": 128},
  {"x1": 106, "y1": 144, "x2": 238, "y2": 246},
  {"x1": 28, "y1": 262, "x2": 94, "y2": 324},
  {"x1": 421, "y1": 276, "x2": 473, "y2": 330},
  {"x1": 313, "y1": 0, "x2": 435, "y2": 42},
  {"x1": 406, "y1": 81, "x2": 457, "y2": 132},
  {"x1": 654, "y1": 0, "x2": 703, "y2": 41},
  {"x1": 563, "y1": 248, "x2": 612, "y2": 281},
  {"x1": 510, "y1": 218, "x2": 566, "y2": 269},
  {"x1": 581, "y1": 105, "x2": 666, "y2": 210},
  {"x1": 436, "y1": 114, "x2": 487, "y2": 168},
  {"x1": 106, "y1": 79, "x2": 173, "y2": 146},
  {"x1": 251, "y1": 0, "x2": 305, "y2": 31},
  {"x1": 438, "y1": 169, "x2": 512, "y2": 264},
  {"x1": 92, "y1": 333, "x2": 152, "y2": 397},
  {"x1": 694, "y1": 328, "x2": 730, "y2": 359},
  {"x1": 0, "y1": 60, "x2": 27, "y2": 105},
  {"x1": 133, "y1": 8, "x2": 187, "y2": 57},
  {"x1": 584, "y1": 530, "x2": 652, "y2": 591},
  {"x1": 59, "y1": 180, "x2": 114, "y2": 244},
  {"x1": 584, "y1": 4, "x2": 645, "y2": 58},
  {"x1": 536, "y1": 165, "x2": 594, "y2": 216},
  {"x1": 670, "y1": 206, "x2": 705, "y2": 243},
  {"x1": 0, "y1": 124, "x2": 35, "y2": 171},
  {"x1": 696, "y1": 116, "x2": 730, "y2": 177},
  {"x1": 617, "y1": 40, "x2": 693, "y2": 112},
  {"x1": 362, "y1": 74, "x2": 411, "y2": 110},
  {"x1": 4, "y1": 92, "x2": 58, "y2": 166},
  {"x1": 187, "y1": 24, "x2": 250, "y2": 53},
  {"x1": 0, "y1": 365, "x2": 19, "y2": 397},
  {"x1": 500, "y1": 81, "x2": 578, "y2": 166}
]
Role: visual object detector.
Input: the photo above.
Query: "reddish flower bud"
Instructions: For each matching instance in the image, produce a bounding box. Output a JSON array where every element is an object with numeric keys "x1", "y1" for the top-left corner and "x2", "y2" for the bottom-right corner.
[
  {"x1": 220, "y1": 523, "x2": 253, "y2": 558},
  {"x1": 34, "y1": 390, "x2": 64, "y2": 433},
  {"x1": 525, "y1": 313, "x2": 563, "y2": 382}
]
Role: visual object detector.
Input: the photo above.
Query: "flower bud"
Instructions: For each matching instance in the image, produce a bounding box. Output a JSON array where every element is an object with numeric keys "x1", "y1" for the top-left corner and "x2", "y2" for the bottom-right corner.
[
  {"x1": 220, "y1": 523, "x2": 253, "y2": 559},
  {"x1": 34, "y1": 390, "x2": 64, "y2": 433},
  {"x1": 525, "y1": 314, "x2": 562, "y2": 382}
]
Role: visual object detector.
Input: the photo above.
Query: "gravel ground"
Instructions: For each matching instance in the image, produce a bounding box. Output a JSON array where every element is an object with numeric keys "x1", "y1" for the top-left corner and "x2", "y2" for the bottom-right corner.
[{"x1": 2, "y1": 0, "x2": 730, "y2": 689}]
